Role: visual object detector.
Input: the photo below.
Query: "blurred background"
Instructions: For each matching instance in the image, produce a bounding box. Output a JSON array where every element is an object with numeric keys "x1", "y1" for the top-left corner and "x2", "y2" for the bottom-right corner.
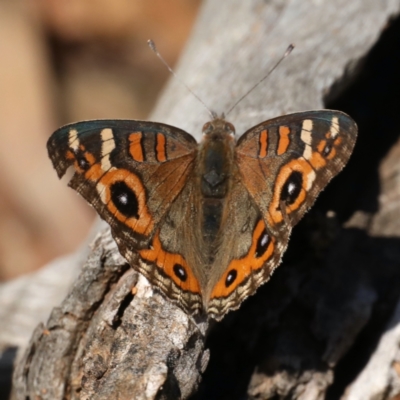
[{"x1": 0, "y1": 0, "x2": 202, "y2": 282}]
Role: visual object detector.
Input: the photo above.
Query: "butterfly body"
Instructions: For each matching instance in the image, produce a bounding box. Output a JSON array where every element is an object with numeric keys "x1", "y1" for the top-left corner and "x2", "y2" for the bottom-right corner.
[{"x1": 48, "y1": 110, "x2": 357, "y2": 320}]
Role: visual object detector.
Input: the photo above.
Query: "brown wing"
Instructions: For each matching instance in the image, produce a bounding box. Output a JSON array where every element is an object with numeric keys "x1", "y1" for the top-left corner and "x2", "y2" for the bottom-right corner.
[
  {"x1": 236, "y1": 110, "x2": 357, "y2": 230},
  {"x1": 47, "y1": 119, "x2": 202, "y2": 312},
  {"x1": 137, "y1": 179, "x2": 205, "y2": 315},
  {"x1": 206, "y1": 178, "x2": 280, "y2": 320},
  {"x1": 206, "y1": 110, "x2": 357, "y2": 320}
]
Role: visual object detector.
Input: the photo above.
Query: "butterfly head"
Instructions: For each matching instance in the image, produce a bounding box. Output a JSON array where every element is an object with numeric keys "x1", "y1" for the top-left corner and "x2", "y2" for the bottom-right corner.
[{"x1": 202, "y1": 115, "x2": 236, "y2": 139}]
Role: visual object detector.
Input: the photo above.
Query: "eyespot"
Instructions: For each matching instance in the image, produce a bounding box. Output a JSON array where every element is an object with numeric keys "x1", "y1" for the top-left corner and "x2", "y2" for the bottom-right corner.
[
  {"x1": 173, "y1": 263, "x2": 187, "y2": 282},
  {"x1": 255, "y1": 228, "x2": 271, "y2": 258},
  {"x1": 78, "y1": 158, "x2": 89, "y2": 170},
  {"x1": 323, "y1": 144, "x2": 332, "y2": 156},
  {"x1": 280, "y1": 171, "x2": 303, "y2": 205},
  {"x1": 225, "y1": 269, "x2": 237, "y2": 287},
  {"x1": 76, "y1": 152, "x2": 90, "y2": 170},
  {"x1": 69, "y1": 148, "x2": 92, "y2": 172},
  {"x1": 110, "y1": 181, "x2": 139, "y2": 218}
]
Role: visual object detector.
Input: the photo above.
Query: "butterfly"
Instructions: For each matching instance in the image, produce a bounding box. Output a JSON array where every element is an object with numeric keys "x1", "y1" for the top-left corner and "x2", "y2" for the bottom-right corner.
[{"x1": 47, "y1": 110, "x2": 357, "y2": 320}]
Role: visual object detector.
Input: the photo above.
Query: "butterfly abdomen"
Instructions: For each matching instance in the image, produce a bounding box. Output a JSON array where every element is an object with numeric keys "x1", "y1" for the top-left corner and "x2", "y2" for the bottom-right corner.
[{"x1": 198, "y1": 122, "x2": 235, "y2": 248}]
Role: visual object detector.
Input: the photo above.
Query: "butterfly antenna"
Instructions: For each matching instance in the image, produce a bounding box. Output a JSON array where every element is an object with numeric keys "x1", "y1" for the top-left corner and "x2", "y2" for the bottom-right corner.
[
  {"x1": 226, "y1": 44, "x2": 294, "y2": 117},
  {"x1": 148, "y1": 40, "x2": 216, "y2": 119}
]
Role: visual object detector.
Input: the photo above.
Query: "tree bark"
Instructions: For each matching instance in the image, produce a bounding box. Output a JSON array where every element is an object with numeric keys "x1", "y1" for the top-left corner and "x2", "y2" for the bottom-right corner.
[
  {"x1": 12, "y1": 230, "x2": 208, "y2": 400},
  {"x1": 12, "y1": 0, "x2": 400, "y2": 399}
]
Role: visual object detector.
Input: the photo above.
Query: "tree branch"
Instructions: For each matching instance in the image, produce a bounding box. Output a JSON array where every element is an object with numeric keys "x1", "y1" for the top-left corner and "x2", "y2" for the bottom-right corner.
[{"x1": 12, "y1": 0, "x2": 400, "y2": 399}]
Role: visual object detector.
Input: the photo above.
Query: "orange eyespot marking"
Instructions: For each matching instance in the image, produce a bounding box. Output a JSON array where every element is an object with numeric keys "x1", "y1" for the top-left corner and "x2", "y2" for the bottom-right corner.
[
  {"x1": 334, "y1": 137, "x2": 342, "y2": 146},
  {"x1": 95, "y1": 169, "x2": 153, "y2": 235},
  {"x1": 156, "y1": 133, "x2": 167, "y2": 162},
  {"x1": 67, "y1": 147, "x2": 96, "y2": 174},
  {"x1": 317, "y1": 140, "x2": 327, "y2": 153},
  {"x1": 66, "y1": 150, "x2": 74, "y2": 160},
  {"x1": 259, "y1": 129, "x2": 268, "y2": 158},
  {"x1": 129, "y1": 132, "x2": 144, "y2": 162},
  {"x1": 85, "y1": 152, "x2": 96, "y2": 165},
  {"x1": 316, "y1": 136, "x2": 344, "y2": 162},
  {"x1": 324, "y1": 137, "x2": 342, "y2": 160},
  {"x1": 210, "y1": 219, "x2": 274, "y2": 299},
  {"x1": 325, "y1": 132, "x2": 332, "y2": 139},
  {"x1": 327, "y1": 148, "x2": 337, "y2": 160},
  {"x1": 268, "y1": 159, "x2": 315, "y2": 225},
  {"x1": 139, "y1": 232, "x2": 201, "y2": 293},
  {"x1": 84, "y1": 163, "x2": 103, "y2": 181},
  {"x1": 310, "y1": 151, "x2": 327, "y2": 169},
  {"x1": 277, "y1": 126, "x2": 291, "y2": 155}
]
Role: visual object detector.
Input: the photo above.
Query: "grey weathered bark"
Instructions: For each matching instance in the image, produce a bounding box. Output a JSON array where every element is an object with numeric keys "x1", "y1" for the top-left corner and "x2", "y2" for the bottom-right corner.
[
  {"x1": 11, "y1": 0, "x2": 400, "y2": 399},
  {"x1": 12, "y1": 231, "x2": 208, "y2": 399}
]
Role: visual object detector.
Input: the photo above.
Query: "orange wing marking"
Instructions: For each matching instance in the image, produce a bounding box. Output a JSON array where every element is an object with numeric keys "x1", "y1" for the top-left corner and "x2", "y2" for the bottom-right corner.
[
  {"x1": 65, "y1": 142, "x2": 153, "y2": 236},
  {"x1": 129, "y1": 132, "x2": 144, "y2": 162},
  {"x1": 81, "y1": 163, "x2": 153, "y2": 236},
  {"x1": 268, "y1": 159, "x2": 316, "y2": 225},
  {"x1": 156, "y1": 133, "x2": 167, "y2": 162},
  {"x1": 210, "y1": 219, "x2": 274, "y2": 299},
  {"x1": 277, "y1": 126, "x2": 291, "y2": 155},
  {"x1": 66, "y1": 146, "x2": 96, "y2": 174},
  {"x1": 316, "y1": 136, "x2": 343, "y2": 162},
  {"x1": 327, "y1": 137, "x2": 342, "y2": 160},
  {"x1": 139, "y1": 232, "x2": 201, "y2": 293},
  {"x1": 309, "y1": 149, "x2": 327, "y2": 169},
  {"x1": 317, "y1": 140, "x2": 327, "y2": 153},
  {"x1": 99, "y1": 169, "x2": 153, "y2": 235},
  {"x1": 259, "y1": 129, "x2": 268, "y2": 158}
]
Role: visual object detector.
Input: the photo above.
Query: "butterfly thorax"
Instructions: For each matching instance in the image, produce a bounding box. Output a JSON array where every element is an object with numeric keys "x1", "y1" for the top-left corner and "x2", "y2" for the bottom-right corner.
[{"x1": 198, "y1": 118, "x2": 236, "y2": 253}]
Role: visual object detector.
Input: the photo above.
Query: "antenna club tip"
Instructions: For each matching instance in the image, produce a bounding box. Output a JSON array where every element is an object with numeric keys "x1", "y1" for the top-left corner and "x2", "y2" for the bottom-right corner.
[
  {"x1": 285, "y1": 44, "x2": 295, "y2": 56},
  {"x1": 148, "y1": 39, "x2": 156, "y2": 52}
]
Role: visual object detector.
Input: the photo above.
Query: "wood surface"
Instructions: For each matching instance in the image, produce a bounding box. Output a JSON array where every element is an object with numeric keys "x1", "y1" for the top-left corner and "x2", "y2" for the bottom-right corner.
[{"x1": 11, "y1": 0, "x2": 400, "y2": 399}]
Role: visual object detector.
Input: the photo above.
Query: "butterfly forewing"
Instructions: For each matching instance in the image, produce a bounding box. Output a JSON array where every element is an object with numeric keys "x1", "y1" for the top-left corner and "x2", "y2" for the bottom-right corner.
[{"x1": 236, "y1": 110, "x2": 357, "y2": 229}]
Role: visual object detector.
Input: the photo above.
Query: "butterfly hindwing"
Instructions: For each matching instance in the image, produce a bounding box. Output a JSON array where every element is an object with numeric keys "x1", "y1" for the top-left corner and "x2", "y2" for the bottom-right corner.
[
  {"x1": 206, "y1": 179, "x2": 281, "y2": 319},
  {"x1": 137, "y1": 179, "x2": 204, "y2": 314}
]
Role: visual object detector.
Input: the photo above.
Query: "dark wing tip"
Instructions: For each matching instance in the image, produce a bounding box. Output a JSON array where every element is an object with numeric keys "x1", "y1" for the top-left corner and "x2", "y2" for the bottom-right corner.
[{"x1": 47, "y1": 128, "x2": 72, "y2": 179}]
